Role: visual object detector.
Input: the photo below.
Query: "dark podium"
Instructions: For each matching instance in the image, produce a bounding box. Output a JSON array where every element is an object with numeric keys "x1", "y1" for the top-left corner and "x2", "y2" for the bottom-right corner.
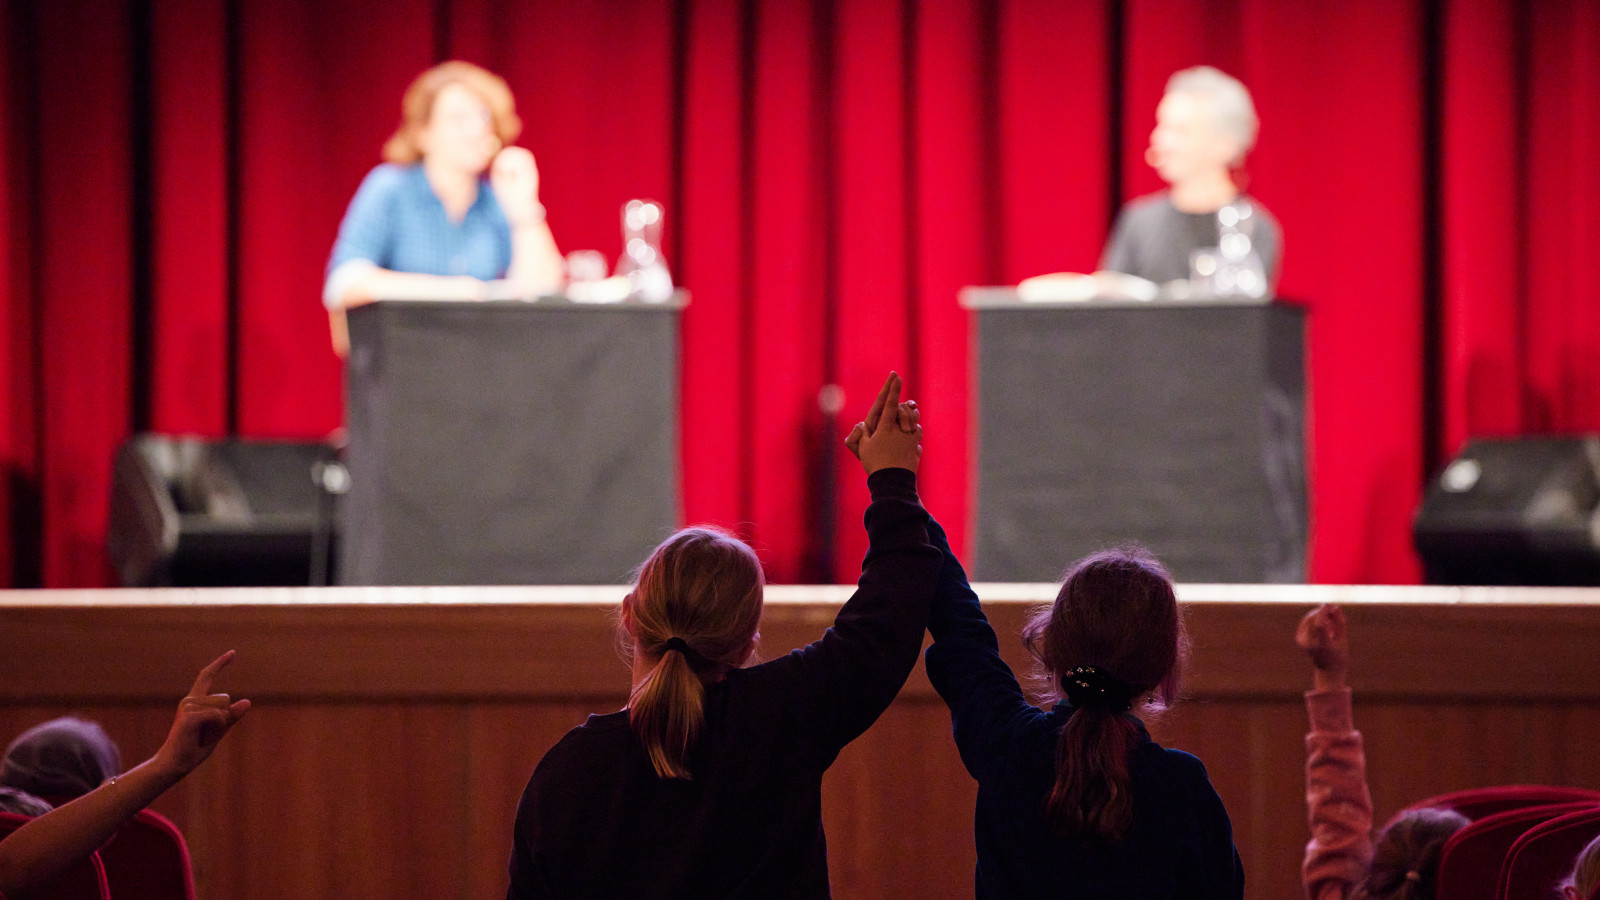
[
  {"x1": 965, "y1": 289, "x2": 1307, "y2": 583},
  {"x1": 340, "y1": 298, "x2": 683, "y2": 585}
]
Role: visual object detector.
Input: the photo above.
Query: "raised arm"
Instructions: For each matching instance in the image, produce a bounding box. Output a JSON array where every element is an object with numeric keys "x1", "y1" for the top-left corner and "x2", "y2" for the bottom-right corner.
[
  {"x1": 870, "y1": 375, "x2": 1030, "y2": 776},
  {"x1": 0, "y1": 652, "x2": 250, "y2": 897},
  {"x1": 491, "y1": 147, "x2": 564, "y2": 298},
  {"x1": 783, "y1": 373, "x2": 940, "y2": 753},
  {"x1": 1297, "y1": 604, "x2": 1373, "y2": 900},
  {"x1": 920, "y1": 516, "x2": 1032, "y2": 780}
]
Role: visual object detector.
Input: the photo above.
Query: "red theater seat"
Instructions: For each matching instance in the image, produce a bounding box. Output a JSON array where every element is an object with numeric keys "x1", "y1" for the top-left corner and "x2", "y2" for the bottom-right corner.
[
  {"x1": 1435, "y1": 803, "x2": 1594, "y2": 900},
  {"x1": 1497, "y1": 807, "x2": 1600, "y2": 900},
  {"x1": 1408, "y1": 785, "x2": 1600, "y2": 820},
  {"x1": 0, "y1": 811, "x2": 111, "y2": 900},
  {"x1": 98, "y1": 808, "x2": 196, "y2": 900}
]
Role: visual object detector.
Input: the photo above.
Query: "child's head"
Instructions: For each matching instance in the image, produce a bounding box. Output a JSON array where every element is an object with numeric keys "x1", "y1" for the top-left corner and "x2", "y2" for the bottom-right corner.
[
  {"x1": 623, "y1": 527, "x2": 764, "y2": 780},
  {"x1": 1019, "y1": 546, "x2": 1187, "y2": 841},
  {"x1": 1351, "y1": 807, "x2": 1470, "y2": 900},
  {"x1": 1023, "y1": 547, "x2": 1186, "y2": 711},
  {"x1": 1562, "y1": 833, "x2": 1600, "y2": 900},
  {"x1": 2, "y1": 716, "x2": 122, "y2": 801}
]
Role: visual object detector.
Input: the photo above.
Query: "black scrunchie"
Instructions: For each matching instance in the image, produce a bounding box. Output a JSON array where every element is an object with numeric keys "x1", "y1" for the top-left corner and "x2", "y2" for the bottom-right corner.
[
  {"x1": 1061, "y1": 665, "x2": 1134, "y2": 712},
  {"x1": 660, "y1": 636, "x2": 713, "y2": 669}
]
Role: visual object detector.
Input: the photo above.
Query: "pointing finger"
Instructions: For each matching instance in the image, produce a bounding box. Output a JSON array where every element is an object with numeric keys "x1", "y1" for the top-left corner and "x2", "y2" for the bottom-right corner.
[
  {"x1": 864, "y1": 373, "x2": 897, "y2": 435},
  {"x1": 878, "y1": 375, "x2": 903, "y2": 431},
  {"x1": 188, "y1": 650, "x2": 236, "y2": 699}
]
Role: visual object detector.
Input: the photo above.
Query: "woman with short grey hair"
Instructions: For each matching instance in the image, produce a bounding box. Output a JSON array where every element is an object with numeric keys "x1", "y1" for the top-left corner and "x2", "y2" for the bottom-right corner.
[{"x1": 1021, "y1": 65, "x2": 1282, "y2": 300}]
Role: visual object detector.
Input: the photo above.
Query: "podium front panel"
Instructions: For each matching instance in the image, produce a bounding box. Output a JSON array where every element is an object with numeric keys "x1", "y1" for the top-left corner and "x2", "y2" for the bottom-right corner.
[
  {"x1": 342, "y1": 300, "x2": 681, "y2": 585},
  {"x1": 971, "y1": 295, "x2": 1306, "y2": 583}
]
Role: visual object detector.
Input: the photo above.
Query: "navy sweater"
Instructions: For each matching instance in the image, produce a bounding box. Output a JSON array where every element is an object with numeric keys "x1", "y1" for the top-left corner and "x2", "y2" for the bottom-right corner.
[
  {"x1": 507, "y1": 468, "x2": 939, "y2": 899},
  {"x1": 923, "y1": 518, "x2": 1245, "y2": 899}
]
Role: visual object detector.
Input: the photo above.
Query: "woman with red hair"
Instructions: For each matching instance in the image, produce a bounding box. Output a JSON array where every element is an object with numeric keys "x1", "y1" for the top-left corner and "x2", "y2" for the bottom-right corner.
[{"x1": 323, "y1": 61, "x2": 564, "y2": 354}]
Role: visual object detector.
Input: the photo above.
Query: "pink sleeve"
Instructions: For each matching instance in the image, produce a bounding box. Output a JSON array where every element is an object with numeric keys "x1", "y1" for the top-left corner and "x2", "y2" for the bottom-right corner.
[{"x1": 1302, "y1": 688, "x2": 1374, "y2": 900}]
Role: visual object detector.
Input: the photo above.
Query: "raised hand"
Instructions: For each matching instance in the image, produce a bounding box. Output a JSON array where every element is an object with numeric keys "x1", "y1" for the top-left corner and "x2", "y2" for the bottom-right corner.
[
  {"x1": 490, "y1": 146, "x2": 544, "y2": 228},
  {"x1": 1295, "y1": 604, "x2": 1349, "y2": 690},
  {"x1": 844, "y1": 373, "x2": 922, "y2": 474},
  {"x1": 893, "y1": 400, "x2": 918, "y2": 432},
  {"x1": 155, "y1": 651, "x2": 252, "y2": 778},
  {"x1": 853, "y1": 369, "x2": 919, "y2": 438},
  {"x1": 0, "y1": 651, "x2": 254, "y2": 897}
]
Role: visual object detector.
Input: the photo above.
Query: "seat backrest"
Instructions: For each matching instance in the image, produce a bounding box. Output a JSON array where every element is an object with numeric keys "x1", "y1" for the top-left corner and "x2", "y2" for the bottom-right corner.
[
  {"x1": 0, "y1": 811, "x2": 112, "y2": 900},
  {"x1": 1497, "y1": 807, "x2": 1600, "y2": 900},
  {"x1": 1409, "y1": 785, "x2": 1600, "y2": 820},
  {"x1": 96, "y1": 807, "x2": 196, "y2": 900},
  {"x1": 1435, "y1": 802, "x2": 1595, "y2": 900}
]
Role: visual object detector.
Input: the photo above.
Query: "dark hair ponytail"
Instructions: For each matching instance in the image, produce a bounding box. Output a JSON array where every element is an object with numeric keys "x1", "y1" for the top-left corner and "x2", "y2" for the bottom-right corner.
[
  {"x1": 1350, "y1": 807, "x2": 1468, "y2": 900},
  {"x1": 1048, "y1": 703, "x2": 1139, "y2": 838},
  {"x1": 1022, "y1": 547, "x2": 1186, "y2": 841}
]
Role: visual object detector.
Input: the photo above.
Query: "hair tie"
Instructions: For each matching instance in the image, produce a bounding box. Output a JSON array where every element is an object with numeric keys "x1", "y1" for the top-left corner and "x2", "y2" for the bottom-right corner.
[
  {"x1": 1404, "y1": 871, "x2": 1422, "y2": 884},
  {"x1": 662, "y1": 636, "x2": 691, "y2": 656},
  {"x1": 1061, "y1": 665, "x2": 1134, "y2": 712}
]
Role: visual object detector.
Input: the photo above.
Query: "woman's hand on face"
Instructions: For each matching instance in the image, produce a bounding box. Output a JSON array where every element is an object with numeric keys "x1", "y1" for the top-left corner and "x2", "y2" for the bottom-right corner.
[{"x1": 490, "y1": 147, "x2": 543, "y2": 227}]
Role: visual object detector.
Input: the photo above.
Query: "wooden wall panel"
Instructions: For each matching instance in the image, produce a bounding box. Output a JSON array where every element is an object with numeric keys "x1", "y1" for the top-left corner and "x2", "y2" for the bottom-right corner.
[
  {"x1": 821, "y1": 700, "x2": 977, "y2": 898},
  {"x1": 4, "y1": 586, "x2": 1600, "y2": 899},
  {"x1": 462, "y1": 703, "x2": 608, "y2": 900}
]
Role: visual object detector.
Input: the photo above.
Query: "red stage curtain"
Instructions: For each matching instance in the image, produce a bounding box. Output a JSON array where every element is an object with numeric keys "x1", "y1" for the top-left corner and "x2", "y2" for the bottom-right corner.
[
  {"x1": 1123, "y1": 0, "x2": 1428, "y2": 584},
  {"x1": 149, "y1": 0, "x2": 229, "y2": 438},
  {"x1": 1, "y1": 0, "x2": 1597, "y2": 587},
  {"x1": 1522, "y1": 0, "x2": 1600, "y2": 434},
  {"x1": 20, "y1": 2, "x2": 136, "y2": 588},
  {"x1": 1439, "y1": 0, "x2": 1600, "y2": 468},
  {"x1": 0, "y1": 0, "x2": 29, "y2": 586}
]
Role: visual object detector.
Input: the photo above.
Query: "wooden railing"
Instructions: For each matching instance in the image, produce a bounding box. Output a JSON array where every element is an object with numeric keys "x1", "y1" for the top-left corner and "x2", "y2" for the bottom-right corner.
[{"x1": 4, "y1": 584, "x2": 1600, "y2": 899}]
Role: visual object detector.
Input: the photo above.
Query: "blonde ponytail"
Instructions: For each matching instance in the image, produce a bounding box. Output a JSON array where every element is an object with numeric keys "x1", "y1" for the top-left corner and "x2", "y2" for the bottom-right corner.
[
  {"x1": 628, "y1": 643, "x2": 707, "y2": 779},
  {"x1": 624, "y1": 528, "x2": 764, "y2": 781}
]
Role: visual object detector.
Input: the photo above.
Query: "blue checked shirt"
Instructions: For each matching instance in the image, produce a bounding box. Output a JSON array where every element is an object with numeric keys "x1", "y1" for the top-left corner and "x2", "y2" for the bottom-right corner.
[{"x1": 328, "y1": 163, "x2": 513, "y2": 280}]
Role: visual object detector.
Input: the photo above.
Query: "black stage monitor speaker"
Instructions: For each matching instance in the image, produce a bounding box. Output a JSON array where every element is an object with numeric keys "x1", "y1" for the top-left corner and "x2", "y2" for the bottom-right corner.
[
  {"x1": 1413, "y1": 436, "x2": 1600, "y2": 586},
  {"x1": 108, "y1": 435, "x2": 340, "y2": 587}
]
